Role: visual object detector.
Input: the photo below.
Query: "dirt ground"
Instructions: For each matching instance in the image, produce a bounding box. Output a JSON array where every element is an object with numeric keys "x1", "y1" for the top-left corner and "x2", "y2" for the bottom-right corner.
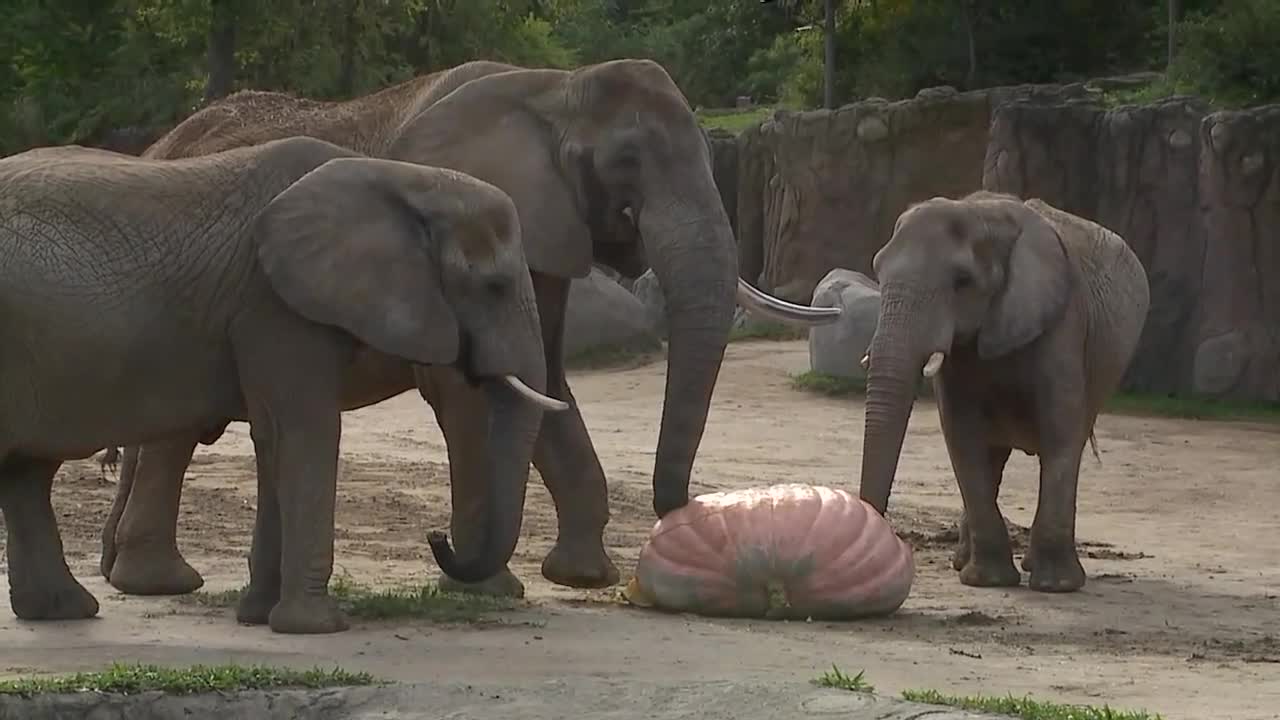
[{"x1": 1, "y1": 340, "x2": 1278, "y2": 720}]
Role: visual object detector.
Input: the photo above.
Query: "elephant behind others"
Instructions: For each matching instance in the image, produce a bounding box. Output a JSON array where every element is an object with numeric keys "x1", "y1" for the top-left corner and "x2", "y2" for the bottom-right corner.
[
  {"x1": 858, "y1": 190, "x2": 1149, "y2": 593},
  {"x1": 99, "y1": 58, "x2": 841, "y2": 600},
  {"x1": 0, "y1": 137, "x2": 563, "y2": 633}
]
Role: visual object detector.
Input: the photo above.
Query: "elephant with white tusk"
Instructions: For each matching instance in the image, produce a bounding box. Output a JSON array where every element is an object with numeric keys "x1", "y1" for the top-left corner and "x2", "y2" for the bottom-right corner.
[
  {"x1": 0, "y1": 137, "x2": 562, "y2": 633},
  {"x1": 858, "y1": 190, "x2": 1149, "y2": 593},
  {"x1": 97, "y1": 58, "x2": 840, "y2": 600}
]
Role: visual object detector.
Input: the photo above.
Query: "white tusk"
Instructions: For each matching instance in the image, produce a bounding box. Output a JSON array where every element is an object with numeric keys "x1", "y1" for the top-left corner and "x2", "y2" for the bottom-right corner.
[
  {"x1": 502, "y1": 375, "x2": 570, "y2": 412},
  {"x1": 860, "y1": 354, "x2": 870, "y2": 370},
  {"x1": 735, "y1": 278, "x2": 842, "y2": 326},
  {"x1": 922, "y1": 352, "x2": 945, "y2": 378}
]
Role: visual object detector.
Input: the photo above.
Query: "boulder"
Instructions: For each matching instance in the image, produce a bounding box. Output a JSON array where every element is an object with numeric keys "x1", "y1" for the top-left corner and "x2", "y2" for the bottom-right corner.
[
  {"x1": 564, "y1": 267, "x2": 662, "y2": 360},
  {"x1": 807, "y1": 269, "x2": 882, "y2": 379}
]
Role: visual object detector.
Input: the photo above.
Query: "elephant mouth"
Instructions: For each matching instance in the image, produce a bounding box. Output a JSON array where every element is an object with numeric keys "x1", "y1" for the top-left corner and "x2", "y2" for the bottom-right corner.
[{"x1": 454, "y1": 332, "x2": 568, "y2": 412}]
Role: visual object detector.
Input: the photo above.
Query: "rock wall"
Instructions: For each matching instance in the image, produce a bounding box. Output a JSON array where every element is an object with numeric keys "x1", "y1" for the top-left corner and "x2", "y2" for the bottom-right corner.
[
  {"x1": 723, "y1": 80, "x2": 1280, "y2": 401},
  {"x1": 733, "y1": 83, "x2": 1086, "y2": 304}
]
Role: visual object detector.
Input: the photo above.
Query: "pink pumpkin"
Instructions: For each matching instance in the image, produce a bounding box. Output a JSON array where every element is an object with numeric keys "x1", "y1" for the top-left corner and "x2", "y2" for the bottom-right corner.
[{"x1": 627, "y1": 484, "x2": 914, "y2": 620}]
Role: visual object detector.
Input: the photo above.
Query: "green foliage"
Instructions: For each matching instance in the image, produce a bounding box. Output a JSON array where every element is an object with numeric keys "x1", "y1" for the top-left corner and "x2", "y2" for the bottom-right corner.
[
  {"x1": 811, "y1": 665, "x2": 875, "y2": 693},
  {"x1": 0, "y1": 662, "x2": 377, "y2": 696},
  {"x1": 902, "y1": 688, "x2": 1163, "y2": 720},
  {"x1": 1166, "y1": 0, "x2": 1280, "y2": 108},
  {"x1": 789, "y1": 371, "x2": 866, "y2": 397}
]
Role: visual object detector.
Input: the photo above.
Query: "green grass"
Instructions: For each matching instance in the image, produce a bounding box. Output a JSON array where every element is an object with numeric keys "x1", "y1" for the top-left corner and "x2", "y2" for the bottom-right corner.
[
  {"x1": 0, "y1": 662, "x2": 378, "y2": 697},
  {"x1": 695, "y1": 106, "x2": 777, "y2": 134},
  {"x1": 901, "y1": 689, "x2": 1164, "y2": 720},
  {"x1": 1104, "y1": 391, "x2": 1280, "y2": 423},
  {"x1": 563, "y1": 339, "x2": 665, "y2": 371},
  {"x1": 812, "y1": 667, "x2": 1163, "y2": 719},
  {"x1": 181, "y1": 575, "x2": 516, "y2": 623},
  {"x1": 789, "y1": 370, "x2": 866, "y2": 397},
  {"x1": 811, "y1": 665, "x2": 875, "y2": 693},
  {"x1": 729, "y1": 321, "x2": 808, "y2": 342}
]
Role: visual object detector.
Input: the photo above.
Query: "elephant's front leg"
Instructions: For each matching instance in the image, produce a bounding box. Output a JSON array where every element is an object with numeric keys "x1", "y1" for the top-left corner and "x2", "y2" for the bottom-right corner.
[
  {"x1": 103, "y1": 436, "x2": 205, "y2": 595},
  {"x1": 528, "y1": 274, "x2": 618, "y2": 589},
  {"x1": 951, "y1": 446, "x2": 1013, "y2": 572},
  {"x1": 0, "y1": 456, "x2": 99, "y2": 620},
  {"x1": 936, "y1": 381, "x2": 1020, "y2": 588}
]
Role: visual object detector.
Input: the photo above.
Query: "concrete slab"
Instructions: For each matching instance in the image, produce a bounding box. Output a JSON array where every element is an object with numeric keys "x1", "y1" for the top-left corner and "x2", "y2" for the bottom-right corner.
[{"x1": 0, "y1": 679, "x2": 1009, "y2": 720}]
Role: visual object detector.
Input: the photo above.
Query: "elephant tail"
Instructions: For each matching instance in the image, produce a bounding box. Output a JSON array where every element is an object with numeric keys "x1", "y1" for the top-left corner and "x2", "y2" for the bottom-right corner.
[{"x1": 1088, "y1": 431, "x2": 1100, "y2": 464}]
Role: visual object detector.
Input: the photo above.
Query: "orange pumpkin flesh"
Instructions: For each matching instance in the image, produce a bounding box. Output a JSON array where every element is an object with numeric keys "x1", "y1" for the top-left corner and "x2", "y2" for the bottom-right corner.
[{"x1": 626, "y1": 484, "x2": 914, "y2": 620}]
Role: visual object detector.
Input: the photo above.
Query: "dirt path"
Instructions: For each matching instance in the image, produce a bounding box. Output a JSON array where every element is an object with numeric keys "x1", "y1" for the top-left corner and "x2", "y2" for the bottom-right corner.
[{"x1": 2, "y1": 340, "x2": 1278, "y2": 719}]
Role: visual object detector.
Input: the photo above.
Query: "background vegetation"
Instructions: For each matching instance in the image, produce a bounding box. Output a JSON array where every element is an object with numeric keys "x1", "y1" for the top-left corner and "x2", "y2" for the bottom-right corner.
[{"x1": 1, "y1": 0, "x2": 1275, "y2": 156}]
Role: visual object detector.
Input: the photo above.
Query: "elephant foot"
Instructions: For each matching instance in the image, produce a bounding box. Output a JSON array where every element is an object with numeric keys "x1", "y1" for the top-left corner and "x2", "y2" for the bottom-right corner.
[
  {"x1": 541, "y1": 538, "x2": 620, "y2": 589},
  {"x1": 436, "y1": 567, "x2": 526, "y2": 599},
  {"x1": 235, "y1": 585, "x2": 281, "y2": 626},
  {"x1": 267, "y1": 594, "x2": 349, "y2": 634},
  {"x1": 958, "y1": 555, "x2": 1022, "y2": 588},
  {"x1": 108, "y1": 545, "x2": 204, "y2": 596},
  {"x1": 1026, "y1": 545, "x2": 1086, "y2": 593},
  {"x1": 951, "y1": 523, "x2": 972, "y2": 572},
  {"x1": 10, "y1": 578, "x2": 100, "y2": 621}
]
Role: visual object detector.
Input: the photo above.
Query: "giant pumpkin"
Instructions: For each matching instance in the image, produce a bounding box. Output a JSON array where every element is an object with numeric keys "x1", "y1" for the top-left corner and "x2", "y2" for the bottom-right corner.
[{"x1": 624, "y1": 484, "x2": 914, "y2": 619}]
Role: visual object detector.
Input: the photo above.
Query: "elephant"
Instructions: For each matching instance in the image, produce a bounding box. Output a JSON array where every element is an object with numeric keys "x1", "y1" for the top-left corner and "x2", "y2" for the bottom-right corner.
[
  {"x1": 857, "y1": 190, "x2": 1149, "y2": 593},
  {"x1": 0, "y1": 136, "x2": 566, "y2": 633},
  {"x1": 97, "y1": 57, "x2": 840, "y2": 598}
]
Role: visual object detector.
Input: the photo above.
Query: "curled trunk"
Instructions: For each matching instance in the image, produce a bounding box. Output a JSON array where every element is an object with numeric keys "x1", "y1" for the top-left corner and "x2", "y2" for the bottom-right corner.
[{"x1": 428, "y1": 367, "x2": 544, "y2": 583}]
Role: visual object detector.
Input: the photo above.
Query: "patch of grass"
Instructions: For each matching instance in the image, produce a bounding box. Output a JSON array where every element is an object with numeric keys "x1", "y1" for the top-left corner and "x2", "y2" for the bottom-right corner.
[
  {"x1": 728, "y1": 322, "x2": 808, "y2": 342},
  {"x1": 695, "y1": 106, "x2": 776, "y2": 134},
  {"x1": 811, "y1": 665, "x2": 874, "y2": 693},
  {"x1": 563, "y1": 339, "x2": 665, "y2": 370},
  {"x1": 902, "y1": 688, "x2": 1163, "y2": 720},
  {"x1": 181, "y1": 575, "x2": 516, "y2": 623},
  {"x1": 1104, "y1": 391, "x2": 1280, "y2": 423},
  {"x1": 0, "y1": 662, "x2": 378, "y2": 697},
  {"x1": 789, "y1": 370, "x2": 866, "y2": 397}
]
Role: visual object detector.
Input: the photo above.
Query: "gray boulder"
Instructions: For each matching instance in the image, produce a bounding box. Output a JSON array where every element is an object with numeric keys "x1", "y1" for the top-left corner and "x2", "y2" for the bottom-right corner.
[
  {"x1": 807, "y1": 268, "x2": 882, "y2": 379},
  {"x1": 565, "y1": 267, "x2": 663, "y2": 360}
]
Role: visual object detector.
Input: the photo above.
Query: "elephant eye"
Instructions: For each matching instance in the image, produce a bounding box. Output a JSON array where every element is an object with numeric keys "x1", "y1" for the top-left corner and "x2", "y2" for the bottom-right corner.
[
  {"x1": 484, "y1": 276, "x2": 511, "y2": 297},
  {"x1": 953, "y1": 269, "x2": 975, "y2": 292}
]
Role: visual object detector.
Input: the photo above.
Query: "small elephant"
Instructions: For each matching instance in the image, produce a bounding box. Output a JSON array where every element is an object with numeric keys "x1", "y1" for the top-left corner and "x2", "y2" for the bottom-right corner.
[
  {"x1": 0, "y1": 137, "x2": 564, "y2": 633},
  {"x1": 98, "y1": 57, "x2": 839, "y2": 600},
  {"x1": 858, "y1": 190, "x2": 1149, "y2": 593}
]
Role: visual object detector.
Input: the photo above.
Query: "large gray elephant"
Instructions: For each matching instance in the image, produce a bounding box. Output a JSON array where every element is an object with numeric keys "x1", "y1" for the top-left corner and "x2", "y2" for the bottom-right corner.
[
  {"x1": 858, "y1": 191, "x2": 1149, "y2": 593},
  {"x1": 98, "y1": 58, "x2": 839, "y2": 598},
  {"x1": 0, "y1": 137, "x2": 565, "y2": 633}
]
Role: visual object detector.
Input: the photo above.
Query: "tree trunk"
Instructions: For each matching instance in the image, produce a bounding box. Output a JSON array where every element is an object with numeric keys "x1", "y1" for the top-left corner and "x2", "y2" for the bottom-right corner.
[
  {"x1": 961, "y1": 0, "x2": 978, "y2": 88},
  {"x1": 1167, "y1": 0, "x2": 1179, "y2": 73},
  {"x1": 203, "y1": 0, "x2": 237, "y2": 104},
  {"x1": 338, "y1": 0, "x2": 359, "y2": 97},
  {"x1": 823, "y1": 0, "x2": 836, "y2": 109}
]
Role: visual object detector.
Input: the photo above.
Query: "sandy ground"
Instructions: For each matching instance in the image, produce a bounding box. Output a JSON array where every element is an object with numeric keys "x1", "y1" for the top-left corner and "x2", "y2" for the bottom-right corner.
[{"x1": 1, "y1": 340, "x2": 1277, "y2": 720}]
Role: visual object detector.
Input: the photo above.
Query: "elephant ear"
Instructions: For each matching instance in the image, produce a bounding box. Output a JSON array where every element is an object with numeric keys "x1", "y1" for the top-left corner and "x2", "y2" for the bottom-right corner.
[
  {"x1": 253, "y1": 157, "x2": 460, "y2": 367},
  {"x1": 387, "y1": 69, "x2": 595, "y2": 279},
  {"x1": 976, "y1": 200, "x2": 1073, "y2": 359}
]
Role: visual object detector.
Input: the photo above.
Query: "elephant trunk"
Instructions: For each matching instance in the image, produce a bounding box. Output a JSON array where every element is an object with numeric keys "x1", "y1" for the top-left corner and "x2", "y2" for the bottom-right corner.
[
  {"x1": 858, "y1": 286, "x2": 936, "y2": 516},
  {"x1": 641, "y1": 187, "x2": 738, "y2": 517},
  {"x1": 427, "y1": 353, "x2": 546, "y2": 584}
]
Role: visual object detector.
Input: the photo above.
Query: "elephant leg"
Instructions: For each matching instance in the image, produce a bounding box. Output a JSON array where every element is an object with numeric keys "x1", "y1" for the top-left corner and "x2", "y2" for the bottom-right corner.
[
  {"x1": 936, "y1": 382, "x2": 1020, "y2": 588},
  {"x1": 100, "y1": 445, "x2": 133, "y2": 579},
  {"x1": 528, "y1": 275, "x2": 618, "y2": 589},
  {"x1": 0, "y1": 456, "x2": 99, "y2": 620},
  {"x1": 235, "y1": 430, "x2": 284, "y2": 625},
  {"x1": 105, "y1": 436, "x2": 205, "y2": 595},
  {"x1": 951, "y1": 446, "x2": 1012, "y2": 572},
  {"x1": 418, "y1": 366, "x2": 526, "y2": 599},
  {"x1": 1025, "y1": 437, "x2": 1088, "y2": 593}
]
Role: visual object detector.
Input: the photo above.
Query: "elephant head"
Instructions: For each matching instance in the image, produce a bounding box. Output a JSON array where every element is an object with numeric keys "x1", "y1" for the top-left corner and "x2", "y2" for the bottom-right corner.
[
  {"x1": 859, "y1": 191, "x2": 1071, "y2": 515},
  {"x1": 252, "y1": 152, "x2": 567, "y2": 583},
  {"x1": 388, "y1": 59, "x2": 839, "y2": 517}
]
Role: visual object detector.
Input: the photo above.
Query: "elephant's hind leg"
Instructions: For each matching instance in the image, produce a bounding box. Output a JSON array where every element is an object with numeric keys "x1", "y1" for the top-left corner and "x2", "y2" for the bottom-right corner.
[
  {"x1": 0, "y1": 456, "x2": 99, "y2": 620},
  {"x1": 106, "y1": 436, "x2": 204, "y2": 595}
]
